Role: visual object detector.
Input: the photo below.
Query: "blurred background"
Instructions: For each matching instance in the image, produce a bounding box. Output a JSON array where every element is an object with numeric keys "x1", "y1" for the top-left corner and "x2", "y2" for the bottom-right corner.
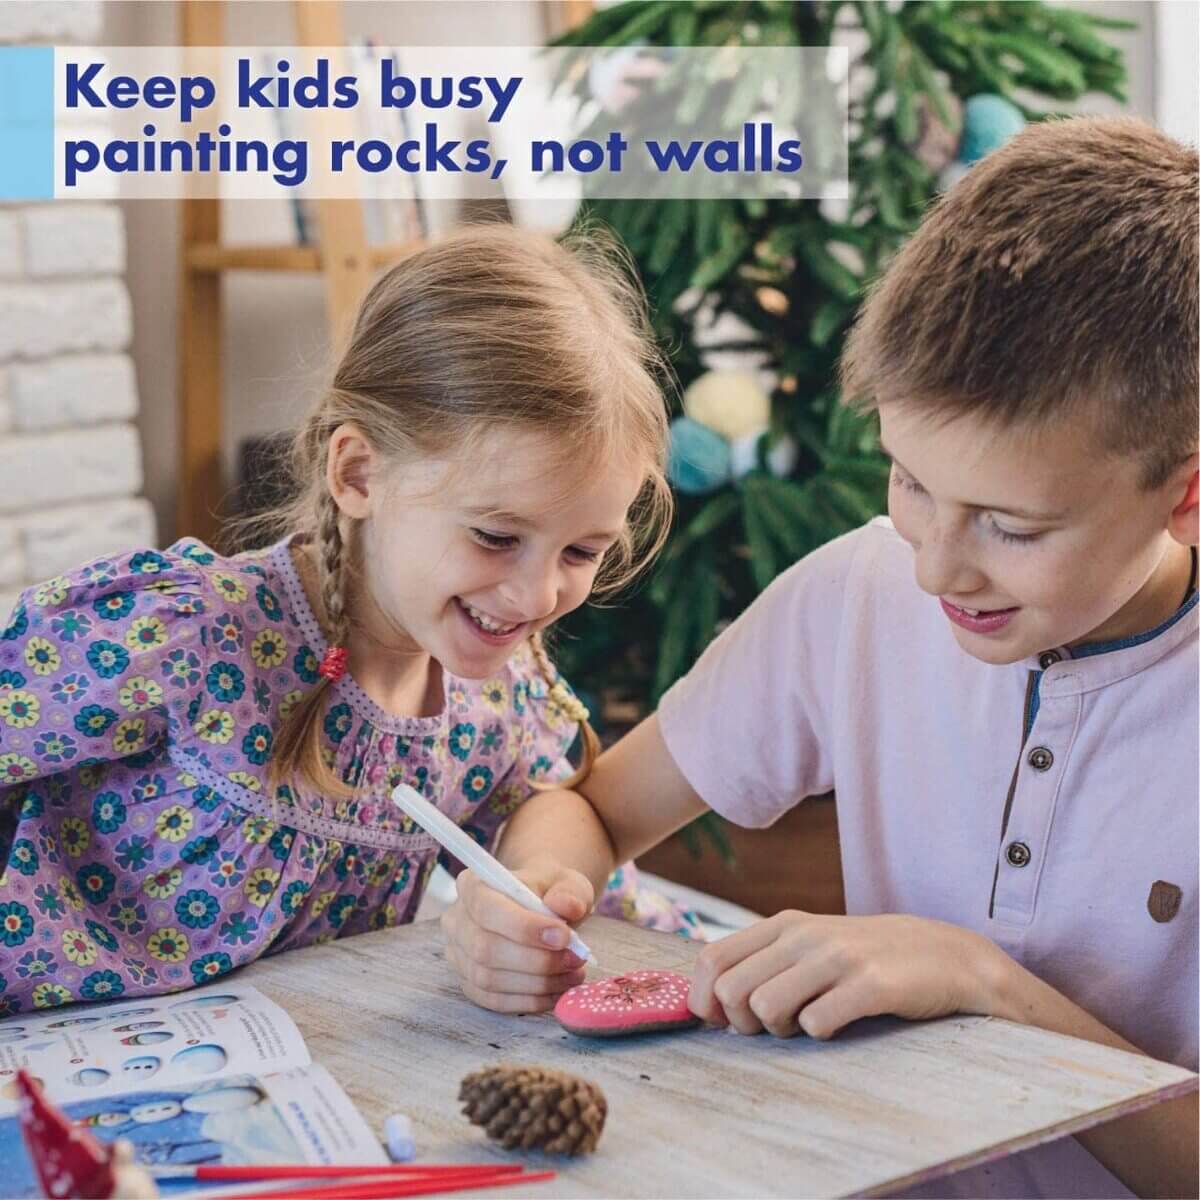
[{"x1": 1, "y1": 0, "x2": 1197, "y2": 913}]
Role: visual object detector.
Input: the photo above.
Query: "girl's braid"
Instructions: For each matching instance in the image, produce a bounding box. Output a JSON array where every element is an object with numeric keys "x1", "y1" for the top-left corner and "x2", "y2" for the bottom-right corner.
[{"x1": 316, "y1": 489, "x2": 349, "y2": 644}]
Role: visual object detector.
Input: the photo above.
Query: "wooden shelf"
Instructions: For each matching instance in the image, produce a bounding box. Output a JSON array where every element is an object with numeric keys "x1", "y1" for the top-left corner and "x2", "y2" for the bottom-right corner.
[
  {"x1": 185, "y1": 239, "x2": 425, "y2": 274},
  {"x1": 176, "y1": 0, "x2": 594, "y2": 547}
]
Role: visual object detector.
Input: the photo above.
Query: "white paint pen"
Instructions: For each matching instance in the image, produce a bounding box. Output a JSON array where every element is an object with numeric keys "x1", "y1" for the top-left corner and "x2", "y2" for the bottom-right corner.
[{"x1": 391, "y1": 783, "x2": 596, "y2": 965}]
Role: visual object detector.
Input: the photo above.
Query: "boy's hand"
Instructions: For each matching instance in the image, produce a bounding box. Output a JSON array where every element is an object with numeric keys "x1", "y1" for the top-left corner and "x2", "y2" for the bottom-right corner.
[
  {"x1": 688, "y1": 910, "x2": 996, "y2": 1039},
  {"x1": 441, "y1": 858, "x2": 595, "y2": 1014}
]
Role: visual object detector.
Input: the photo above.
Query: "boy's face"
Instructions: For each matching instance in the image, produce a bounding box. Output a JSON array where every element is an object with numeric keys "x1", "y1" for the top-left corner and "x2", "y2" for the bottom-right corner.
[
  {"x1": 878, "y1": 403, "x2": 1196, "y2": 665},
  {"x1": 341, "y1": 427, "x2": 643, "y2": 681}
]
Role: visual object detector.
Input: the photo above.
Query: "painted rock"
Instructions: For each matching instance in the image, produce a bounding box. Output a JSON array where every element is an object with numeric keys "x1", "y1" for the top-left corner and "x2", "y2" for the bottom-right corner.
[{"x1": 554, "y1": 970, "x2": 700, "y2": 1038}]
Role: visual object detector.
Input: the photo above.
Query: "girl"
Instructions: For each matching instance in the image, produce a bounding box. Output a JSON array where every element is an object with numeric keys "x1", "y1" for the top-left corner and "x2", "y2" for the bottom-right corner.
[{"x1": 0, "y1": 223, "x2": 682, "y2": 1014}]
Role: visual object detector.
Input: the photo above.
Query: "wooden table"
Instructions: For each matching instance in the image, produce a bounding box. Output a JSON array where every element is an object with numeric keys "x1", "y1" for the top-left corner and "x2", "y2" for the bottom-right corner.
[{"x1": 242, "y1": 917, "x2": 1197, "y2": 1198}]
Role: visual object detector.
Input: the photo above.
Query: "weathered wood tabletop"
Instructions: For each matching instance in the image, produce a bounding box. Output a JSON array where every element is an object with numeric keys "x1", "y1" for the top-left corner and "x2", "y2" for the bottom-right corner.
[{"x1": 242, "y1": 916, "x2": 1197, "y2": 1199}]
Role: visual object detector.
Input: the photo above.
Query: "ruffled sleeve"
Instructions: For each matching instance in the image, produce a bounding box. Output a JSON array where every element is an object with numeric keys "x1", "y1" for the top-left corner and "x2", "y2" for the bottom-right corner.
[{"x1": 0, "y1": 545, "x2": 209, "y2": 788}]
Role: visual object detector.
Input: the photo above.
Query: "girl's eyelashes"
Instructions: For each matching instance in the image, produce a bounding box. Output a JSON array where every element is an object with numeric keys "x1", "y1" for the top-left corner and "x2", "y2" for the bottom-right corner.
[
  {"x1": 471, "y1": 528, "x2": 517, "y2": 550},
  {"x1": 470, "y1": 528, "x2": 602, "y2": 564}
]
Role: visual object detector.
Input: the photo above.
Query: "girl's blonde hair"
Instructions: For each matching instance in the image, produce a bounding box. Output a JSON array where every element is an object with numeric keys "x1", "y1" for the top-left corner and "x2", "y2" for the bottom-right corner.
[{"x1": 254, "y1": 223, "x2": 673, "y2": 804}]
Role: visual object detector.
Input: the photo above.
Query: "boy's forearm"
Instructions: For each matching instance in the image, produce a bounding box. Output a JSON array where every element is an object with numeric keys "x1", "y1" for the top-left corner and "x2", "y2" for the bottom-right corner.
[
  {"x1": 975, "y1": 939, "x2": 1199, "y2": 1198},
  {"x1": 496, "y1": 787, "x2": 619, "y2": 897}
]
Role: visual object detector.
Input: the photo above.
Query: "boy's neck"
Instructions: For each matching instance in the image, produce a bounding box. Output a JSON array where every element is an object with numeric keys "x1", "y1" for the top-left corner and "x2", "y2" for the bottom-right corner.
[{"x1": 1070, "y1": 541, "x2": 1196, "y2": 650}]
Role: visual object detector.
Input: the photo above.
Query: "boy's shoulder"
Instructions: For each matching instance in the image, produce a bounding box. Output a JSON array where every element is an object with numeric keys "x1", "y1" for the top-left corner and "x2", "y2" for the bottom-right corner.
[{"x1": 762, "y1": 515, "x2": 914, "y2": 612}]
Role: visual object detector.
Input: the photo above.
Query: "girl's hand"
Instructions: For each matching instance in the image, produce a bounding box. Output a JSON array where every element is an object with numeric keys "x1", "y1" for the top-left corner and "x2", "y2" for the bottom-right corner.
[
  {"x1": 441, "y1": 858, "x2": 596, "y2": 1013},
  {"x1": 688, "y1": 910, "x2": 997, "y2": 1039}
]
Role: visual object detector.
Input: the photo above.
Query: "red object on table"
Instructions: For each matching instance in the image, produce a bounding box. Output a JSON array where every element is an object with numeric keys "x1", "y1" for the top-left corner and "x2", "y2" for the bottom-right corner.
[
  {"x1": 220, "y1": 1168, "x2": 556, "y2": 1200},
  {"x1": 168, "y1": 1164, "x2": 525, "y2": 1181},
  {"x1": 15, "y1": 1069, "x2": 118, "y2": 1199}
]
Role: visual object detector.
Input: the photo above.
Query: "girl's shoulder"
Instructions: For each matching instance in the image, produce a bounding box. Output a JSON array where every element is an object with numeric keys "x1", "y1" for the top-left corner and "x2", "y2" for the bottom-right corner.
[
  {"x1": 2, "y1": 540, "x2": 214, "y2": 644},
  {"x1": 0, "y1": 538, "x2": 295, "y2": 673}
]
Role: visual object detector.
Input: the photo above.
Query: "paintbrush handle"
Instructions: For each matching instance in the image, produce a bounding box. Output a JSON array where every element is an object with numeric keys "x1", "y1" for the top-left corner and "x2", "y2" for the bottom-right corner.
[
  {"x1": 219, "y1": 1168, "x2": 556, "y2": 1200},
  {"x1": 154, "y1": 1164, "x2": 524, "y2": 1181}
]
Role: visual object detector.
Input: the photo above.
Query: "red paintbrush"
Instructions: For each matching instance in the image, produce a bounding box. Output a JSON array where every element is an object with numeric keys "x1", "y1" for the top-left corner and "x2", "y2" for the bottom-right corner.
[
  {"x1": 151, "y1": 1164, "x2": 526, "y2": 1182},
  {"x1": 217, "y1": 1168, "x2": 557, "y2": 1200}
]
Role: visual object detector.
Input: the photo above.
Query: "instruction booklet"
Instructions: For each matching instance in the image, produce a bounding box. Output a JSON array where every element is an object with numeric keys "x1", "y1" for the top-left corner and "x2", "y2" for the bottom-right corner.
[{"x1": 0, "y1": 982, "x2": 386, "y2": 1196}]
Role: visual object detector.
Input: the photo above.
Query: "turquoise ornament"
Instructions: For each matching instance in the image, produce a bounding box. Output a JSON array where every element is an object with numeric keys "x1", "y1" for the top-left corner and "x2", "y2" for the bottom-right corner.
[
  {"x1": 959, "y1": 95, "x2": 1026, "y2": 164},
  {"x1": 667, "y1": 416, "x2": 732, "y2": 495}
]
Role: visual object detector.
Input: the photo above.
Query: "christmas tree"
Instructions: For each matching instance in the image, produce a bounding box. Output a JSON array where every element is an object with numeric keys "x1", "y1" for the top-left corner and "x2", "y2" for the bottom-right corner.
[{"x1": 551, "y1": 2, "x2": 1131, "y2": 817}]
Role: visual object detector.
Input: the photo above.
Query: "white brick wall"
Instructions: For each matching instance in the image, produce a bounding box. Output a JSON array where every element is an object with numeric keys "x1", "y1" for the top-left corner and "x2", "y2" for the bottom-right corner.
[
  {"x1": 23, "y1": 205, "x2": 127, "y2": 277},
  {"x1": 18, "y1": 497, "x2": 157, "y2": 581},
  {"x1": 0, "y1": 425, "x2": 143, "y2": 514},
  {"x1": 0, "y1": 279, "x2": 133, "y2": 359},
  {"x1": 0, "y1": 3, "x2": 156, "y2": 625},
  {"x1": 0, "y1": 1, "x2": 101, "y2": 43},
  {"x1": 0, "y1": 369, "x2": 11, "y2": 434},
  {"x1": 9, "y1": 353, "x2": 137, "y2": 429},
  {"x1": 0, "y1": 211, "x2": 22, "y2": 279}
]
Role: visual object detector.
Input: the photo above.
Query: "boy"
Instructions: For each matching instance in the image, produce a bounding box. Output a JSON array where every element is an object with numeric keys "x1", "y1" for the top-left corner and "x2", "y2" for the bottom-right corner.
[{"x1": 443, "y1": 117, "x2": 1199, "y2": 1198}]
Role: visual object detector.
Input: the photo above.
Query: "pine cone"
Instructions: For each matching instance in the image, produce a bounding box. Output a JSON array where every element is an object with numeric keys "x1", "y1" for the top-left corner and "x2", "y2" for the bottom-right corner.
[{"x1": 459, "y1": 1064, "x2": 607, "y2": 1155}]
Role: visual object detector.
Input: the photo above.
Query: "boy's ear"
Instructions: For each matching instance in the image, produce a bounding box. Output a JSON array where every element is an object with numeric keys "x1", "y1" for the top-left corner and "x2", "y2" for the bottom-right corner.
[
  {"x1": 326, "y1": 424, "x2": 378, "y2": 521},
  {"x1": 1166, "y1": 453, "x2": 1199, "y2": 547}
]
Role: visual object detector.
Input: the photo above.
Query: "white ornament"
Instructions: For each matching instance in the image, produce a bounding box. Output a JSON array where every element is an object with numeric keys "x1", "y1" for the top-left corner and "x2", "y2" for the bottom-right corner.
[
  {"x1": 731, "y1": 426, "x2": 799, "y2": 480},
  {"x1": 730, "y1": 425, "x2": 767, "y2": 479},
  {"x1": 766, "y1": 433, "x2": 798, "y2": 478}
]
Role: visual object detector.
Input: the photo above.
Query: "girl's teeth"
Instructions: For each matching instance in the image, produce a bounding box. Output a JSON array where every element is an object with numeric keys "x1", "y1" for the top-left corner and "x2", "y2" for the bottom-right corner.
[
  {"x1": 465, "y1": 602, "x2": 518, "y2": 634},
  {"x1": 962, "y1": 607, "x2": 981, "y2": 616}
]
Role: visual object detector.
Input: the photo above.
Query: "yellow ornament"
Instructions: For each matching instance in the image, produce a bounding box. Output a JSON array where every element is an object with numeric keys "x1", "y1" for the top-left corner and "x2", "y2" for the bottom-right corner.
[{"x1": 682, "y1": 370, "x2": 771, "y2": 442}]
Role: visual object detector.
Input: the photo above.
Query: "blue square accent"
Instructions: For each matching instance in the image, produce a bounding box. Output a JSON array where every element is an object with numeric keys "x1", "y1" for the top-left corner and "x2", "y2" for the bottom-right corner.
[{"x1": 0, "y1": 47, "x2": 55, "y2": 200}]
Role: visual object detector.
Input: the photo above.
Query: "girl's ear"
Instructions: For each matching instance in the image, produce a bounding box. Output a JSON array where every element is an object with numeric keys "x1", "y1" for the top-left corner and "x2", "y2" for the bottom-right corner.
[
  {"x1": 326, "y1": 424, "x2": 378, "y2": 520},
  {"x1": 1167, "y1": 453, "x2": 1199, "y2": 547}
]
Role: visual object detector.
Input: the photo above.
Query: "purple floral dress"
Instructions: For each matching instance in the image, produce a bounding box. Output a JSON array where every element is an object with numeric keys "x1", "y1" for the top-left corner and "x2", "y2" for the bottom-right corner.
[{"x1": 0, "y1": 537, "x2": 687, "y2": 1015}]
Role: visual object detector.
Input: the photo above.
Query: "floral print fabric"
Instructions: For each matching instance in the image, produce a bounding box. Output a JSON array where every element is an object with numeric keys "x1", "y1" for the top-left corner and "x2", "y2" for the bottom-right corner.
[{"x1": 0, "y1": 537, "x2": 691, "y2": 1015}]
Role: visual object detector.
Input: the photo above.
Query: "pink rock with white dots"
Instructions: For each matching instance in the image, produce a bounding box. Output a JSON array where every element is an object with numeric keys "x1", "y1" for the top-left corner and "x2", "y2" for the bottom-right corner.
[{"x1": 554, "y1": 970, "x2": 701, "y2": 1038}]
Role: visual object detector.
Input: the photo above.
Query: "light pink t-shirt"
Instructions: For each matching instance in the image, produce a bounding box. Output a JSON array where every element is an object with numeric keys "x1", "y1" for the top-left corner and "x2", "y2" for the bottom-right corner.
[{"x1": 659, "y1": 517, "x2": 1198, "y2": 1199}]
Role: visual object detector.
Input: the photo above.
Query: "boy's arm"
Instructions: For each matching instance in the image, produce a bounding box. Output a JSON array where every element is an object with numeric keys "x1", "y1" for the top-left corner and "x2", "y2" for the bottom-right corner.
[
  {"x1": 690, "y1": 911, "x2": 1196, "y2": 1199},
  {"x1": 979, "y1": 945, "x2": 1199, "y2": 1200}
]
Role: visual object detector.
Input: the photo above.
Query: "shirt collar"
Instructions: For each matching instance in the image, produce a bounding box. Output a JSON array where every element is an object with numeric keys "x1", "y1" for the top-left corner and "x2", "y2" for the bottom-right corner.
[{"x1": 1024, "y1": 588, "x2": 1198, "y2": 691}]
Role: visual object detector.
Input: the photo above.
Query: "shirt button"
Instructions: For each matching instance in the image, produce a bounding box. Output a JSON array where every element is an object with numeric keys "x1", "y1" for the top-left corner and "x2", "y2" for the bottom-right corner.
[
  {"x1": 1038, "y1": 651, "x2": 1061, "y2": 669},
  {"x1": 1006, "y1": 841, "x2": 1032, "y2": 868},
  {"x1": 1027, "y1": 747, "x2": 1054, "y2": 771}
]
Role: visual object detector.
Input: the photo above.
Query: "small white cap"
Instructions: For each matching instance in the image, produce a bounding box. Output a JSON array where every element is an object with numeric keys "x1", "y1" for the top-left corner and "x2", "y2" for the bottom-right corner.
[{"x1": 384, "y1": 1111, "x2": 415, "y2": 1162}]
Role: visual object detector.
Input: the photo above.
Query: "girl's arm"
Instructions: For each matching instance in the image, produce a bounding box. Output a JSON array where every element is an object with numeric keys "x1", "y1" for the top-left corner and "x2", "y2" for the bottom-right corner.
[{"x1": 441, "y1": 715, "x2": 707, "y2": 1012}]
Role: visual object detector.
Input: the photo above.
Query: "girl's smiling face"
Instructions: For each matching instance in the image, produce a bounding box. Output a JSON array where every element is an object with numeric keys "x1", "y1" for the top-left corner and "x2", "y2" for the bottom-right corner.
[
  {"x1": 878, "y1": 403, "x2": 1197, "y2": 665},
  {"x1": 333, "y1": 425, "x2": 645, "y2": 681}
]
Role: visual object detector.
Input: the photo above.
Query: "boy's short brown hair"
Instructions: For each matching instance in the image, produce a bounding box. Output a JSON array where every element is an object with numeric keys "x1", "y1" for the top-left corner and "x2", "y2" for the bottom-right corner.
[{"x1": 841, "y1": 116, "x2": 1198, "y2": 489}]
